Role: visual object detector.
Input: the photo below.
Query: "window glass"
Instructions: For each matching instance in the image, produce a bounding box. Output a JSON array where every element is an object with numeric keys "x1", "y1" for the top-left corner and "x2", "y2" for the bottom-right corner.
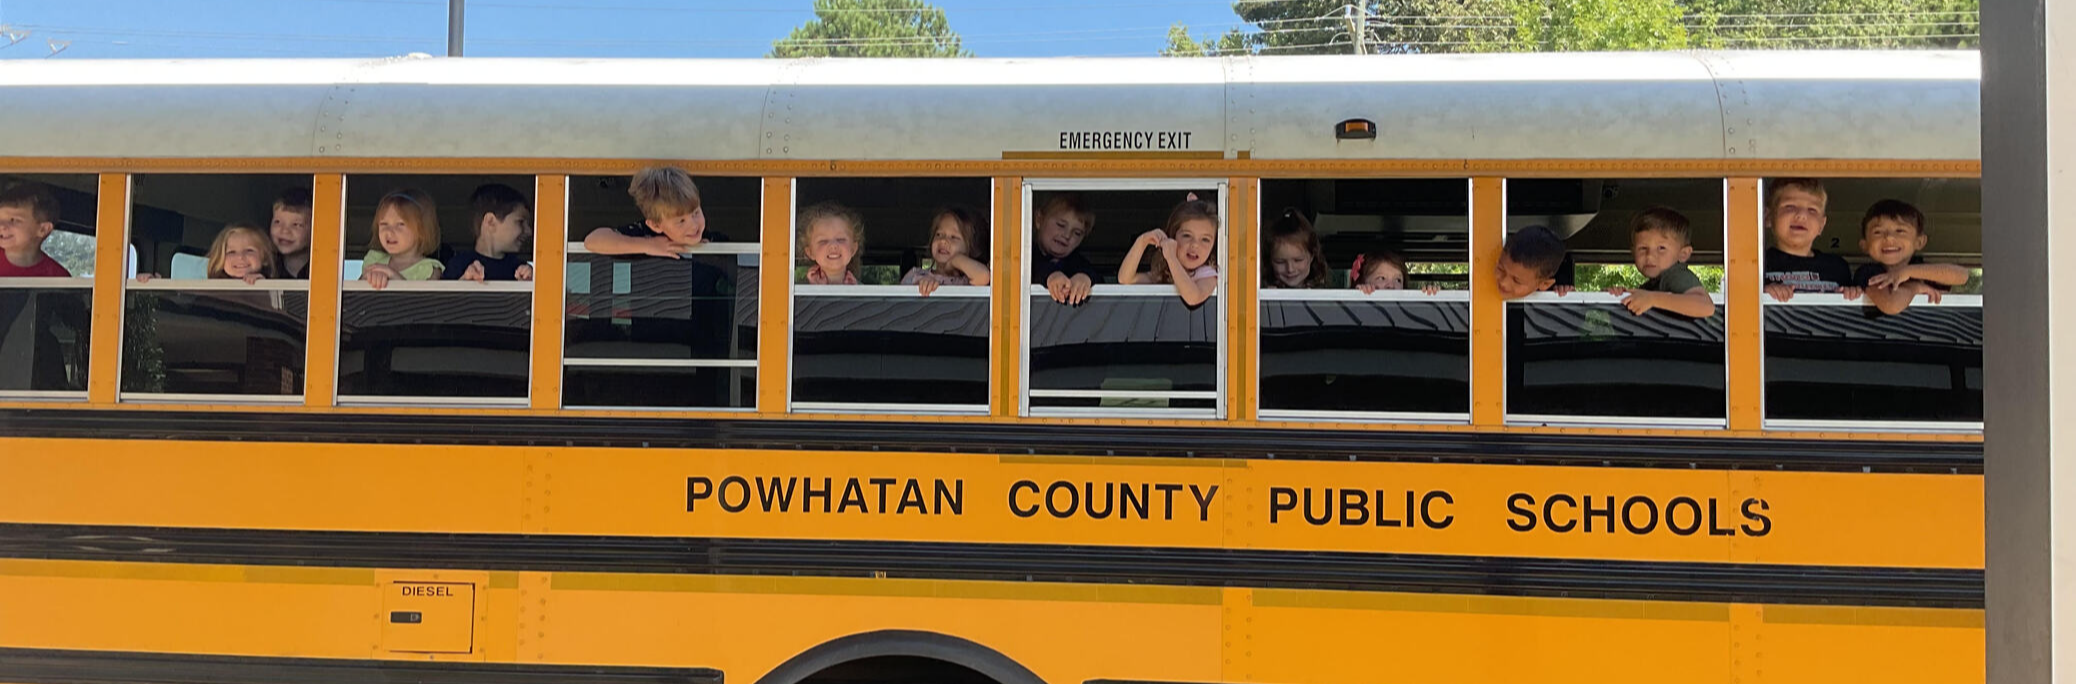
[
  {"x1": 0, "y1": 173, "x2": 96, "y2": 395},
  {"x1": 1761, "y1": 177, "x2": 1981, "y2": 426},
  {"x1": 1023, "y1": 184, "x2": 1223, "y2": 416},
  {"x1": 120, "y1": 174, "x2": 310, "y2": 398},
  {"x1": 338, "y1": 174, "x2": 533, "y2": 402},
  {"x1": 563, "y1": 173, "x2": 758, "y2": 409},
  {"x1": 1505, "y1": 178, "x2": 1727, "y2": 423},
  {"x1": 792, "y1": 177, "x2": 992, "y2": 410},
  {"x1": 1257, "y1": 179, "x2": 1470, "y2": 418}
]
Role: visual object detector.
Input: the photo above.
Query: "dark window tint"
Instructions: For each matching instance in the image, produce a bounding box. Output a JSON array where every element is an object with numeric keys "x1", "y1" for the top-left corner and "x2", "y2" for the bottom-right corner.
[
  {"x1": 793, "y1": 291, "x2": 988, "y2": 406},
  {"x1": 564, "y1": 254, "x2": 756, "y2": 361},
  {"x1": 121, "y1": 290, "x2": 307, "y2": 396},
  {"x1": 563, "y1": 365, "x2": 754, "y2": 409},
  {"x1": 339, "y1": 291, "x2": 529, "y2": 398},
  {"x1": 0, "y1": 286, "x2": 91, "y2": 392},
  {"x1": 1027, "y1": 293, "x2": 1216, "y2": 410},
  {"x1": 1764, "y1": 303, "x2": 1981, "y2": 423},
  {"x1": 1507, "y1": 303, "x2": 1726, "y2": 419},
  {"x1": 1260, "y1": 297, "x2": 1468, "y2": 414}
]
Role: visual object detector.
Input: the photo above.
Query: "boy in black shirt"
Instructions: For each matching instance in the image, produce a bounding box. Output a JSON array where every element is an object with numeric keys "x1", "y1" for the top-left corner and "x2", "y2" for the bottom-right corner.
[
  {"x1": 446, "y1": 183, "x2": 534, "y2": 281},
  {"x1": 1762, "y1": 178, "x2": 1859, "y2": 302},
  {"x1": 1855, "y1": 199, "x2": 1969, "y2": 314},
  {"x1": 1030, "y1": 193, "x2": 1098, "y2": 304}
]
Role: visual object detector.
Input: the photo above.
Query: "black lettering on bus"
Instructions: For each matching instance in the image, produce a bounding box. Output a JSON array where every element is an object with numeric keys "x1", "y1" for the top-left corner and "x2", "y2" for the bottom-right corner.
[
  {"x1": 1268, "y1": 487, "x2": 1296, "y2": 523},
  {"x1": 935, "y1": 479, "x2": 963, "y2": 515},
  {"x1": 1045, "y1": 480, "x2": 1079, "y2": 518},
  {"x1": 1545, "y1": 494, "x2": 1578, "y2": 533},
  {"x1": 838, "y1": 478, "x2": 867, "y2": 514},
  {"x1": 1085, "y1": 482, "x2": 1115, "y2": 519},
  {"x1": 1120, "y1": 482, "x2": 1149, "y2": 519},
  {"x1": 897, "y1": 479, "x2": 926, "y2": 515},
  {"x1": 1302, "y1": 487, "x2": 1331, "y2": 525},
  {"x1": 870, "y1": 477, "x2": 896, "y2": 512},
  {"x1": 1583, "y1": 495, "x2": 1616, "y2": 533},
  {"x1": 1507, "y1": 493, "x2": 1536, "y2": 531},
  {"x1": 1741, "y1": 498, "x2": 1773, "y2": 537},
  {"x1": 1189, "y1": 484, "x2": 1218, "y2": 522},
  {"x1": 1666, "y1": 496, "x2": 1702, "y2": 535},
  {"x1": 1009, "y1": 480, "x2": 1039, "y2": 518},
  {"x1": 719, "y1": 476, "x2": 750, "y2": 513},
  {"x1": 804, "y1": 477, "x2": 833, "y2": 513},
  {"x1": 1708, "y1": 498, "x2": 1736, "y2": 536},
  {"x1": 686, "y1": 477, "x2": 713, "y2": 512},
  {"x1": 1339, "y1": 489, "x2": 1368, "y2": 526},
  {"x1": 1373, "y1": 490, "x2": 1401, "y2": 528},
  {"x1": 1621, "y1": 495, "x2": 1658, "y2": 534},
  {"x1": 1421, "y1": 490, "x2": 1454, "y2": 529},
  {"x1": 756, "y1": 477, "x2": 796, "y2": 513},
  {"x1": 1155, "y1": 483, "x2": 1183, "y2": 520}
]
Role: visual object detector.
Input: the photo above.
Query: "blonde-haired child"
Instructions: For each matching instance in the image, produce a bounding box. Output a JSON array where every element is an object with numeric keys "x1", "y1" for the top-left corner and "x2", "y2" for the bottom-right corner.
[
  {"x1": 1263, "y1": 207, "x2": 1327, "y2": 289},
  {"x1": 583, "y1": 166, "x2": 711, "y2": 258},
  {"x1": 208, "y1": 222, "x2": 280, "y2": 284},
  {"x1": 1352, "y1": 249, "x2": 1440, "y2": 295},
  {"x1": 362, "y1": 189, "x2": 442, "y2": 289},
  {"x1": 1118, "y1": 196, "x2": 1219, "y2": 307},
  {"x1": 798, "y1": 201, "x2": 863, "y2": 285},
  {"x1": 901, "y1": 205, "x2": 991, "y2": 296}
]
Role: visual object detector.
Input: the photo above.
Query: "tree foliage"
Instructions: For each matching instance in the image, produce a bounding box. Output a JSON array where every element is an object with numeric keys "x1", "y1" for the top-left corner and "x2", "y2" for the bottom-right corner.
[{"x1": 769, "y1": 0, "x2": 970, "y2": 58}]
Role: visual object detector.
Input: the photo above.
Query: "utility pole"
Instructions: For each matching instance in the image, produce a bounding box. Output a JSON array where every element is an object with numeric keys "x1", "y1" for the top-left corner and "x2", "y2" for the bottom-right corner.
[
  {"x1": 1345, "y1": 3, "x2": 1367, "y2": 55},
  {"x1": 447, "y1": 0, "x2": 465, "y2": 57}
]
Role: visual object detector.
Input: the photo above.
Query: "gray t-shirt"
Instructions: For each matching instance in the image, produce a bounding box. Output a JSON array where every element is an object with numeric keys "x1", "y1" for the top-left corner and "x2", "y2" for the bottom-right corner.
[{"x1": 1641, "y1": 262, "x2": 1704, "y2": 293}]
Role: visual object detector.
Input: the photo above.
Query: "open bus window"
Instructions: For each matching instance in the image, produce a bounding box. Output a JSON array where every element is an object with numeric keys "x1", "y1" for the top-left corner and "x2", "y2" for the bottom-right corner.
[
  {"x1": 791, "y1": 177, "x2": 992, "y2": 412},
  {"x1": 1257, "y1": 179, "x2": 1470, "y2": 420},
  {"x1": 337, "y1": 174, "x2": 533, "y2": 404},
  {"x1": 121, "y1": 174, "x2": 312, "y2": 399},
  {"x1": 563, "y1": 173, "x2": 759, "y2": 409},
  {"x1": 0, "y1": 173, "x2": 95, "y2": 397},
  {"x1": 1505, "y1": 178, "x2": 1727, "y2": 426},
  {"x1": 1761, "y1": 177, "x2": 1981, "y2": 428},
  {"x1": 1022, "y1": 181, "x2": 1223, "y2": 418}
]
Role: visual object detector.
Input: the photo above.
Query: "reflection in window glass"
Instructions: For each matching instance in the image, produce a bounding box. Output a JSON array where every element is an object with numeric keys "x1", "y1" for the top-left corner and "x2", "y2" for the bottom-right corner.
[
  {"x1": 1764, "y1": 301, "x2": 1981, "y2": 423},
  {"x1": 0, "y1": 286, "x2": 91, "y2": 392},
  {"x1": 1260, "y1": 295, "x2": 1468, "y2": 414},
  {"x1": 121, "y1": 290, "x2": 308, "y2": 396},
  {"x1": 1507, "y1": 302, "x2": 1726, "y2": 419},
  {"x1": 793, "y1": 288, "x2": 988, "y2": 407},
  {"x1": 1027, "y1": 291, "x2": 1217, "y2": 410},
  {"x1": 339, "y1": 291, "x2": 529, "y2": 399}
]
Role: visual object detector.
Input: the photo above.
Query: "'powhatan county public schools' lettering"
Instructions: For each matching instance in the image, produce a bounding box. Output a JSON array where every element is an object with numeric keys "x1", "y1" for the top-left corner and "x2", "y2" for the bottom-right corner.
[
  {"x1": 682, "y1": 476, "x2": 1777, "y2": 538},
  {"x1": 1058, "y1": 131, "x2": 1193, "y2": 151}
]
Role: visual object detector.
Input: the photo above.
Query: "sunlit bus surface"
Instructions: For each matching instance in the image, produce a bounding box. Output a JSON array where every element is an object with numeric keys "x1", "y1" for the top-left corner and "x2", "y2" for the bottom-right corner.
[{"x1": 0, "y1": 51, "x2": 1983, "y2": 684}]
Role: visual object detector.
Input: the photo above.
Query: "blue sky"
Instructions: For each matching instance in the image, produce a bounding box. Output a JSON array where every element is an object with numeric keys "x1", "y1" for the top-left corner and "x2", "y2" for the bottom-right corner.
[{"x1": 0, "y1": 0, "x2": 1250, "y2": 59}]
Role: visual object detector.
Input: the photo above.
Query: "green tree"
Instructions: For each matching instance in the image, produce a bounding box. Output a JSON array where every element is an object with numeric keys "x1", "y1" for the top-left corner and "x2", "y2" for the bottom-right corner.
[
  {"x1": 769, "y1": 0, "x2": 970, "y2": 58},
  {"x1": 1505, "y1": 0, "x2": 1691, "y2": 50},
  {"x1": 1686, "y1": 0, "x2": 1978, "y2": 48},
  {"x1": 1162, "y1": 22, "x2": 1251, "y2": 56}
]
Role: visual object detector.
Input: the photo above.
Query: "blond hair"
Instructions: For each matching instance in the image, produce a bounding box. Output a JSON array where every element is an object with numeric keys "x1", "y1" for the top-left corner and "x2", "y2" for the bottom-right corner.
[
  {"x1": 207, "y1": 222, "x2": 280, "y2": 279},
  {"x1": 369, "y1": 188, "x2": 441, "y2": 258},
  {"x1": 630, "y1": 166, "x2": 702, "y2": 222},
  {"x1": 1767, "y1": 178, "x2": 1828, "y2": 217},
  {"x1": 797, "y1": 201, "x2": 864, "y2": 278}
]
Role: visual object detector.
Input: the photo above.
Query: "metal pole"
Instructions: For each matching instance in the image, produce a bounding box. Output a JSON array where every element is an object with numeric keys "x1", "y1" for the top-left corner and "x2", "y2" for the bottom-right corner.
[
  {"x1": 447, "y1": 0, "x2": 464, "y2": 57},
  {"x1": 1345, "y1": 4, "x2": 1366, "y2": 55}
]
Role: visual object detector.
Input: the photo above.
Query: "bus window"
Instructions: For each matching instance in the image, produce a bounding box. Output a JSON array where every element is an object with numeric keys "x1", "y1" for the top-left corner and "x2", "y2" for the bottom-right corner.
[
  {"x1": 563, "y1": 174, "x2": 759, "y2": 409},
  {"x1": 337, "y1": 174, "x2": 534, "y2": 404},
  {"x1": 1761, "y1": 177, "x2": 1981, "y2": 429},
  {"x1": 1257, "y1": 179, "x2": 1470, "y2": 420},
  {"x1": 1022, "y1": 181, "x2": 1223, "y2": 418},
  {"x1": 1505, "y1": 178, "x2": 1728, "y2": 426},
  {"x1": 791, "y1": 177, "x2": 992, "y2": 412},
  {"x1": 0, "y1": 174, "x2": 95, "y2": 398},
  {"x1": 121, "y1": 174, "x2": 312, "y2": 400}
]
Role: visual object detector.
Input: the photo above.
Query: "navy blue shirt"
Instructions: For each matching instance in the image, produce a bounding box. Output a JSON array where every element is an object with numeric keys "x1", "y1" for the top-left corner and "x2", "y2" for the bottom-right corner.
[{"x1": 442, "y1": 249, "x2": 530, "y2": 281}]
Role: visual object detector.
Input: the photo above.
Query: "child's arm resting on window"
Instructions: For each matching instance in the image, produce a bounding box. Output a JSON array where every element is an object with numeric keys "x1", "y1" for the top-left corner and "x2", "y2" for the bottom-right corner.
[
  {"x1": 583, "y1": 226, "x2": 684, "y2": 259},
  {"x1": 1867, "y1": 262, "x2": 1971, "y2": 288},
  {"x1": 947, "y1": 254, "x2": 991, "y2": 286}
]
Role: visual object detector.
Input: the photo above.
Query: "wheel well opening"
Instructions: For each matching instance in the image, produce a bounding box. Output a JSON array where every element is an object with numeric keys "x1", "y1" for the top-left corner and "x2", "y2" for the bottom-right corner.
[{"x1": 795, "y1": 655, "x2": 1002, "y2": 684}]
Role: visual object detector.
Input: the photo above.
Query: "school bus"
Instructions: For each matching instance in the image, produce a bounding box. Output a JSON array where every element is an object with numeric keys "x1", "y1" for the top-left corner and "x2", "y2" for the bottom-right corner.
[{"x1": 0, "y1": 49, "x2": 1983, "y2": 684}]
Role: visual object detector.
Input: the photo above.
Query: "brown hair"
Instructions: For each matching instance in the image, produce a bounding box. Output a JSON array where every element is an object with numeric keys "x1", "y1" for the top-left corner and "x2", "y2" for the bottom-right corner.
[
  {"x1": 0, "y1": 183, "x2": 59, "y2": 226},
  {"x1": 1861, "y1": 199, "x2": 1926, "y2": 237},
  {"x1": 272, "y1": 187, "x2": 313, "y2": 219},
  {"x1": 368, "y1": 189, "x2": 441, "y2": 258},
  {"x1": 630, "y1": 166, "x2": 702, "y2": 222},
  {"x1": 1352, "y1": 249, "x2": 1410, "y2": 288},
  {"x1": 1034, "y1": 193, "x2": 1095, "y2": 231},
  {"x1": 1148, "y1": 198, "x2": 1219, "y2": 285},
  {"x1": 1502, "y1": 225, "x2": 1568, "y2": 280},
  {"x1": 206, "y1": 223, "x2": 280, "y2": 279},
  {"x1": 1767, "y1": 178, "x2": 1828, "y2": 218},
  {"x1": 1630, "y1": 206, "x2": 1692, "y2": 246},
  {"x1": 931, "y1": 205, "x2": 989, "y2": 264},
  {"x1": 1263, "y1": 207, "x2": 1327, "y2": 289},
  {"x1": 797, "y1": 201, "x2": 865, "y2": 278}
]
